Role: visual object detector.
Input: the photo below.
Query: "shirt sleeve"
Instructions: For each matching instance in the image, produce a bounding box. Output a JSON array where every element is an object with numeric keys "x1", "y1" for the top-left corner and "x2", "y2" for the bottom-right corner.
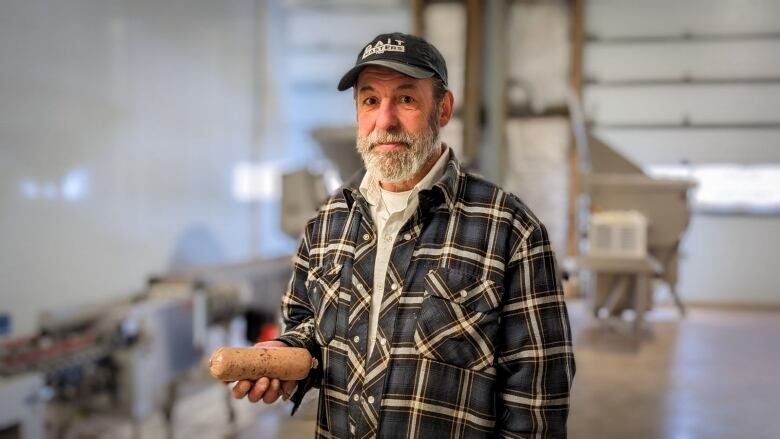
[
  {"x1": 496, "y1": 222, "x2": 576, "y2": 438},
  {"x1": 273, "y1": 225, "x2": 322, "y2": 414}
]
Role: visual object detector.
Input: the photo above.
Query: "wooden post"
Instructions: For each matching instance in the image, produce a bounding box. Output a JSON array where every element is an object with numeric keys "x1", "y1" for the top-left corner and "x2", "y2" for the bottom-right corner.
[
  {"x1": 463, "y1": 0, "x2": 483, "y2": 168},
  {"x1": 412, "y1": 0, "x2": 425, "y2": 37},
  {"x1": 567, "y1": 0, "x2": 585, "y2": 258},
  {"x1": 481, "y1": 0, "x2": 508, "y2": 183}
]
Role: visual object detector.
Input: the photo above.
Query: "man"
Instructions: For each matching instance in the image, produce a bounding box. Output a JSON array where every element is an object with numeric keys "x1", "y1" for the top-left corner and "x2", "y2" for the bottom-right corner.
[{"x1": 233, "y1": 32, "x2": 575, "y2": 438}]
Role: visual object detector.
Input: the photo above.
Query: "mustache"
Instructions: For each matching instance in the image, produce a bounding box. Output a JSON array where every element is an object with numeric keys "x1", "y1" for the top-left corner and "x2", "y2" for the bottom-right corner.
[{"x1": 364, "y1": 130, "x2": 414, "y2": 149}]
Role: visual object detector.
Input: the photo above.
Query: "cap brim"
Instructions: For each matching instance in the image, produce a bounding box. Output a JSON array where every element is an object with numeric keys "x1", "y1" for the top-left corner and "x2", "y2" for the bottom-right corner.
[{"x1": 337, "y1": 60, "x2": 435, "y2": 91}]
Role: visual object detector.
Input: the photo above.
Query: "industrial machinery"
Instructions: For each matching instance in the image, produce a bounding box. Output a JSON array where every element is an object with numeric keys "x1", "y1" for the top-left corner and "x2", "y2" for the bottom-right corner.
[
  {"x1": 587, "y1": 210, "x2": 648, "y2": 259},
  {"x1": 310, "y1": 126, "x2": 363, "y2": 185},
  {"x1": 0, "y1": 277, "x2": 244, "y2": 438},
  {"x1": 567, "y1": 92, "x2": 695, "y2": 335},
  {"x1": 0, "y1": 372, "x2": 45, "y2": 438},
  {"x1": 278, "y1": 126, "x2": 363, "y2": 242},
  {"x1": 585, "y1": 137, "x2": 693, "y2": 302}
]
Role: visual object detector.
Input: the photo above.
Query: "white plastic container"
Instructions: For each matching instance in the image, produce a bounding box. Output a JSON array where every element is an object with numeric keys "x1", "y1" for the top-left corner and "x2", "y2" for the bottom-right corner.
[{"x1": 587, "y1": 210, "x2": 648, "y2": 259}]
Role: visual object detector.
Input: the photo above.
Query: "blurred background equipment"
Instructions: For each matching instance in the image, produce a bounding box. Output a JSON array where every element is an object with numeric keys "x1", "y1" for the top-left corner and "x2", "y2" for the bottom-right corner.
[
  {"x1": 310, "y1": 127, "x2": 365, "y2": 184},
  {"x1": 280, "y1": 169, "x2": 330, "y2": 239},
  {"x1": 0, "y1": 373, "x2": 45, "y2": 439},
  {"x1": 2, "y1": 0, "x2": 780, "y2": 438},
  {"x1": 587, "y1": 210, "x2": 648, "y2": 260},
  {"x1": 578, "y1": 136, "x2": 694, "y2": 325},
  {"x1": 0, "y1": 276, "x2": 246, "y2": 438},
  {"x1": 280, "y1": 127, "x2": 363, "y2": 240},
  {"x1": 565, "y1": 93, "x2": 695, "y2": 333}
]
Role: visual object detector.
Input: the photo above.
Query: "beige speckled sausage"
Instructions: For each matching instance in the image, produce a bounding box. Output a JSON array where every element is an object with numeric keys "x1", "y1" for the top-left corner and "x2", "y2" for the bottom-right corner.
[{"x1": 209, "y1": 346, "x2": 317, "y2": 382}]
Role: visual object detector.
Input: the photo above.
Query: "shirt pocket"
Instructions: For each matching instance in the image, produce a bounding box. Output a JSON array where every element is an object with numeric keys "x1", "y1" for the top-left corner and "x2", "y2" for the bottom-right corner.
[
  {"x1": 414, "y1": 267, "x2": 502, "y2": 371},
  {"x1": 307, "y1": 262, "x2": 343, "y2": 346}
]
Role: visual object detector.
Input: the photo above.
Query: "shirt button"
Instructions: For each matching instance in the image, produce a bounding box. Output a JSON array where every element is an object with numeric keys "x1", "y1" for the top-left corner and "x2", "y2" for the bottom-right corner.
[
  {"x1": 363, "y1": 233, "x2": 371, "y2": 241},
  {"x1": 384, "y1": 234, "x2": 393, "y2": 242},
  {"x1": 379, "y1": 337, "x2": 386, "y2": 346},
  {"x1": 460, "y1": 290, "x2": 468, "y2": 298},
  {"x1": 353, "y1": 336, "x2": 360, "y2": 343},
  {"x1": 404, "y1": 233, "x2": 412, "y2": 240},
  {"x1": 391, "y1": 283, "x2": 399, "y2": 291},
  {"x1": 353, "y1": 394, "x2": 360, "y2": 401},
  {"x1": 368, "y1": 396, "x2": 375, "y2": 404}
]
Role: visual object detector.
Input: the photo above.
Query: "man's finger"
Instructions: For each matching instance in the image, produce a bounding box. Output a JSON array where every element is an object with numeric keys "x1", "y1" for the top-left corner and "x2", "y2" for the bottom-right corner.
[
  {"x1": 248, "y1": 377, "x2": 270, "y2": 403},
  {"x1": 262, "y1": 378, "x2": 281, "y2": 404},
  {"x1": 281, "y1": 380, "x2": 298, "y2": 400},
  {"x1": 232, "y1": 380, "x2": 252, "y2": 399}
]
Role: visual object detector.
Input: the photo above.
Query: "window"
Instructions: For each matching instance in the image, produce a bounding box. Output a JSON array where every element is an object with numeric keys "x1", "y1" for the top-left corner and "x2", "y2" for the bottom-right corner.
[{"x1": 647, "y1": 164, "x2": 780, "y2": 215}]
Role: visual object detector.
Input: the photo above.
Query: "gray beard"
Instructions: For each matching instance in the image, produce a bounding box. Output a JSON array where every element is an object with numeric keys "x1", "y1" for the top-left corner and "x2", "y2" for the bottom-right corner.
[{"x1": 356, "y1": 124, "x2": 440, "y2": 183}]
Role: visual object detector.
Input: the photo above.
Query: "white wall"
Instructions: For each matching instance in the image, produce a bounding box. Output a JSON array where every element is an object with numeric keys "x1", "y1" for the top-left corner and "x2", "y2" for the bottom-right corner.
[
  {"x1": 507, "y1": 1, "x2": 571, "y2": 112},
  {"x1": 424, "y1": 2, "x2": 572, "y2": 255},
  {"x1": 280, "y1": 3, "x2": 410, "y2": 158},
  {"x1": 504, "y1": 1, "x2": 571, "y2": 256},
  {"x1": 585, "y1": 0, "x2": 780, "y2": 305},
  {"x1": 0, "y1": 0, "x2": 259, "y2": 336},
  {"x1": 505, "y1": 118, "x2": 570, "y2": 256},
  {"x1": 679, "y1": 215, "x2": 780, "y2": 306},
  {"x1": 0, "y1": 0, "x2": 413, "y2": 337}
]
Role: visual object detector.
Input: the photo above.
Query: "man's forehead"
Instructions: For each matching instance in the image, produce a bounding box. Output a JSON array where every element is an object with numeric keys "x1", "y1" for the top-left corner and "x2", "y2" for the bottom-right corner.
[{"x1": 356, "y1": 66, "x2": 429, "y2": 89}]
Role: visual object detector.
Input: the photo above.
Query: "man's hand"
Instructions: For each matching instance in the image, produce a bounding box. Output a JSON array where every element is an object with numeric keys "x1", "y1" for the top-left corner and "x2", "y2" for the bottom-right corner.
[{"x1": 229, "y1": 340, "x2": 299, "y2": 403}]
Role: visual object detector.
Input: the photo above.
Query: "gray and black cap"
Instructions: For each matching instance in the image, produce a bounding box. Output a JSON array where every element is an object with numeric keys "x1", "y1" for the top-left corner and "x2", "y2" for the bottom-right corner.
[{"x1": 337, "y1": 32, "x2": 448, "y2": 91}]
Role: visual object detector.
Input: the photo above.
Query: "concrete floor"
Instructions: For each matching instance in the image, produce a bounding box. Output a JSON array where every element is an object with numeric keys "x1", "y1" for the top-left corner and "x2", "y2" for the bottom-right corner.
[
  {"x1": 66, "y1": 300, "x2": 780, "y2": 438},
  {"x1": 567, "y1": 301, "x2": 780, "y2": 439}
]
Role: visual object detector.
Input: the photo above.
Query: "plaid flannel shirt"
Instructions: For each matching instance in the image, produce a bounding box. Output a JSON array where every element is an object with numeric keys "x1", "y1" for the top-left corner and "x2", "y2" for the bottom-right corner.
[{"x1": 277, "y1": 154, "x2": 575, "y2": 438}]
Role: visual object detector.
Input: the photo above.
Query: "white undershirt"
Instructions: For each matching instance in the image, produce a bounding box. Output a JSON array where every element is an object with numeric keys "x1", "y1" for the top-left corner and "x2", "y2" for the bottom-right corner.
[{"x1": 359, "y1": 145, "x2": 450, "y2": 359}]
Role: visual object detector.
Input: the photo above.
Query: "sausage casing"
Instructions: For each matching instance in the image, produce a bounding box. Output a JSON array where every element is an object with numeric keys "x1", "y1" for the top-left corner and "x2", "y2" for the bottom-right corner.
[{"x1": 209, "y1": 346, "x2": 316, "y2": 381}]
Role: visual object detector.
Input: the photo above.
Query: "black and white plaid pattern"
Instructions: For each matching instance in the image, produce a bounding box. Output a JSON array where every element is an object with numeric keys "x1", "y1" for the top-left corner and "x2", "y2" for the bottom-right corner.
[{"x1": 277, "y1": 155, "x2": 575, "y2": 438}]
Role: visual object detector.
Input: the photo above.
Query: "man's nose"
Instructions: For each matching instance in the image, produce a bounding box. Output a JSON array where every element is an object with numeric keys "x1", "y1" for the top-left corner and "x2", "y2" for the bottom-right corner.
[{"x1": 375, "y1": 101, "x2": 399, "y2": 131}]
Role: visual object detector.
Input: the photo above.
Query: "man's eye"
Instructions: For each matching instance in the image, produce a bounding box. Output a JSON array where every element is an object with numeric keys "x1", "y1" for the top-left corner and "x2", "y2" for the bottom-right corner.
[
  {"x1": 400, "y1": 96, "x2": 414, "y2": 104},
  {"x1": 363, "y1": 97, "x2": 378, "y2": 105}
]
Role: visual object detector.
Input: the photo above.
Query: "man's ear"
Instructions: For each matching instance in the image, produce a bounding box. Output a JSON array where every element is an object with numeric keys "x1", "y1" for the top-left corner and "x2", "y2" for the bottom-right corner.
[{"x1": 438, "y1": 90, "x2": 455, "y2": 127}]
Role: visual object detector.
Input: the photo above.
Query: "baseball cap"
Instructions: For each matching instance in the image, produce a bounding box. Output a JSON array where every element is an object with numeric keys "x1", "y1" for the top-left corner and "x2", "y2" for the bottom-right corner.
[{"x1": 337, "y1": 32, "x2": 448, "y2": 91}]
